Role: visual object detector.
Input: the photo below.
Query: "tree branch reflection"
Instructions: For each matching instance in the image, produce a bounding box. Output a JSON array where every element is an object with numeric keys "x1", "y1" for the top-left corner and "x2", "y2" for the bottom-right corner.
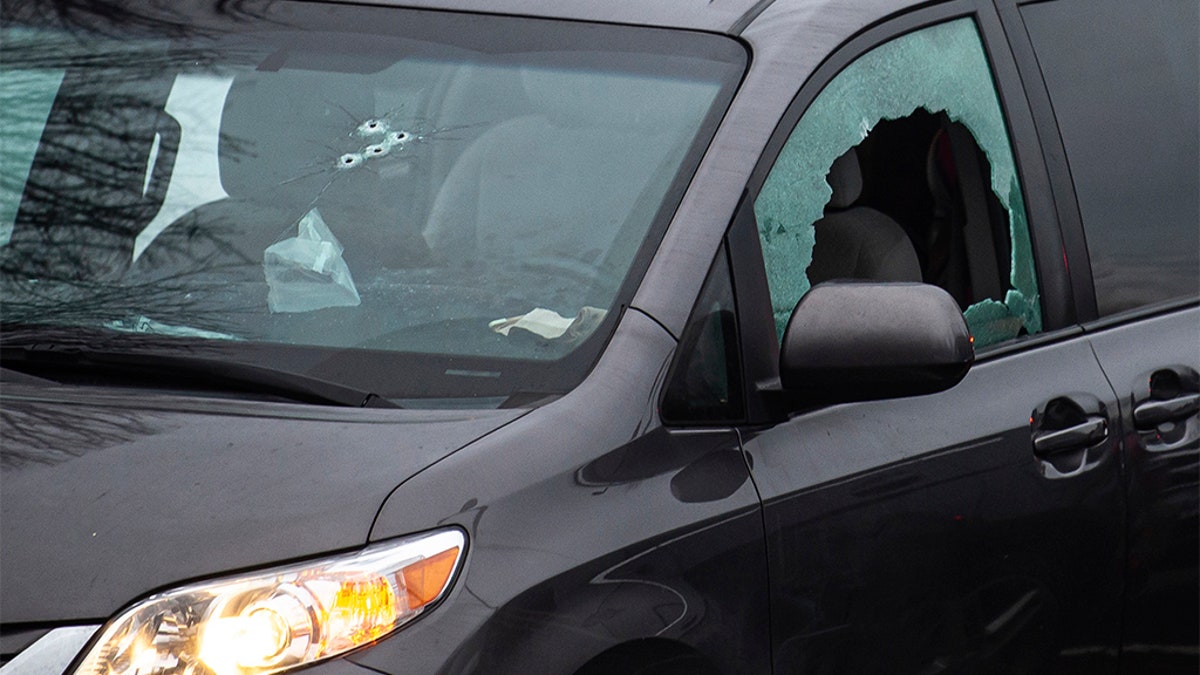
[
  {"x1": 1, "y1": 401, "x2": 163, "y2": 469},
  {"x1": 1, "y1": 1, "x2": 272, "y2": 335}
]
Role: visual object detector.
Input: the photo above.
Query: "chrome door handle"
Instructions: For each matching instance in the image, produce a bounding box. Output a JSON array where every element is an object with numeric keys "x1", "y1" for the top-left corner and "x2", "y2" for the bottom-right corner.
[
  {"x1": 1134, "y1": 393, "x2": 1200, "y2": 429},
  {"x1": 1033, "y1": 417, "x2": 1108, "y2": 455}
]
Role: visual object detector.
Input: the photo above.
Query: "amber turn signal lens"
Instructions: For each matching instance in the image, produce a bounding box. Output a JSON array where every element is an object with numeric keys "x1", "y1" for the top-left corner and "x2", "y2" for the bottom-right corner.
[{"x1": 403, "y1": 547, "x2": 461, "y2": 607}]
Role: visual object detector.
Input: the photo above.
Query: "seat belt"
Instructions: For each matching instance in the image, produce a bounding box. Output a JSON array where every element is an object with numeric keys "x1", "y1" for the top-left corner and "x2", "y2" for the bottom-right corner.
[{"x1": 946, "y1": 123, "x2": 1003, "y2": 302}]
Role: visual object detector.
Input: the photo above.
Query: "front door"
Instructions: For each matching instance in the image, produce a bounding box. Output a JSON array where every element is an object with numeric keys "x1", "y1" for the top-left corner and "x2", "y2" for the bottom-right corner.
[{"x1": 730, "y1": 8, "x2": 1125, "y2": 672}]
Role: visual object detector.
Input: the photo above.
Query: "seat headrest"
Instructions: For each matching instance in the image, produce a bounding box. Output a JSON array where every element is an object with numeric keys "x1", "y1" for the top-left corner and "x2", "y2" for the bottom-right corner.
[
  {"x1": 807, "y1": 208, "x2": 922, "y2": 286},
  {"x1": 825, "y1": 146, "x2": 863, "y2": 209}
]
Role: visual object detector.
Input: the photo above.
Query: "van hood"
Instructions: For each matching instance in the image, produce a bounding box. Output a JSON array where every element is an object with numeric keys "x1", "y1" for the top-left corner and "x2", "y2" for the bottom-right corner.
[{"x1": 0, "y1": 387, "x2": 524, "y2": 623}]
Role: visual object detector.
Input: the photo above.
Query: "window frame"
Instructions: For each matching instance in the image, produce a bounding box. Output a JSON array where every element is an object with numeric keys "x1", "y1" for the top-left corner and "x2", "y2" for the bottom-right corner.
[{"x1": 727, "y1": 0, "x2": 1074, "y2": 423}]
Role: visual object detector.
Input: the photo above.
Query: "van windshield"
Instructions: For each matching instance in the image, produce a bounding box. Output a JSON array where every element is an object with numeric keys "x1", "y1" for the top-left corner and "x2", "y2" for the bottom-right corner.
[{"x1": 0, "y1": 1, "x2": 744, "y2": 404}]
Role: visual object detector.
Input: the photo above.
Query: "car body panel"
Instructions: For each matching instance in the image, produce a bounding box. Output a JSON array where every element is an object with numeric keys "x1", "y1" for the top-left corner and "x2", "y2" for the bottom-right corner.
[
  {"x1": 0, "y1": 392, "x2": 523, "y2": 622},
  {"x1": 743, "y1": 335, "x2": 1126, "y2": 672},
  {"x1": 360, "y1": 309, "x2": 769, "y2": 674},
  {"x1": 1088, "y1": 306, "x2": 1200, "y2": 673}
]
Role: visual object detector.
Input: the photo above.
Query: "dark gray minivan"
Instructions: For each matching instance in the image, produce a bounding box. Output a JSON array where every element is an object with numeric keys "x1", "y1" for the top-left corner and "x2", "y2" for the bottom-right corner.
[{"x1": 2, "y1": 0, "x2": 1196, "y2": 673}]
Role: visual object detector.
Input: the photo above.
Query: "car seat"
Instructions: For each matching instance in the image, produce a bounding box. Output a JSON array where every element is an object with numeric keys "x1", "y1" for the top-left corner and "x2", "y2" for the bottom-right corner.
[
  {"x1": 421, "y1": 64, "x2": 693, "y2": 270},
  {"x1": 806, "y1": 146, "x2": 922, "y2": 286}
]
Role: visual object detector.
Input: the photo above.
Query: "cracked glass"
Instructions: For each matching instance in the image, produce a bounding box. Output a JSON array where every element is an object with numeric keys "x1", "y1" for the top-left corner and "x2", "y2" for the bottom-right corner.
[
  {"x1": 754, "y1": 18, "x2": 1041, "y2": 348},
  {"x1": 0, "y1": 1, "x2": 744, "y2": 401}
]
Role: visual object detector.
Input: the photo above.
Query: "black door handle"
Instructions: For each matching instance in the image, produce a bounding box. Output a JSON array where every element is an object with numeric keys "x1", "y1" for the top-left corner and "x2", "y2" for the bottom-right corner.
[
  {"x1": 1134, "y1": 393, "x2": 1200, "y2": 429},
  {"x1": 1033, "y1": 417, "x2": 1108, "y2": 455}
]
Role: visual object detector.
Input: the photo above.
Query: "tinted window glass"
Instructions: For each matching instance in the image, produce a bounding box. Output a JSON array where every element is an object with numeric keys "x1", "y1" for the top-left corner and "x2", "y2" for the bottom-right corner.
[
  {"x1": 1022, "y1": 0, "x2": 1199, "y2": 316},
  {"x1": 661, "y1": 245, "x2": 744, "y2": 423}
]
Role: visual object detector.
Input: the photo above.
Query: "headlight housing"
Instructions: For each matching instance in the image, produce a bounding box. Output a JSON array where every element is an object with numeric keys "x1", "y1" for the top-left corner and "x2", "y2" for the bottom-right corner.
[{"x1": 72, "y1": 528, "x2": 465, "y2": 675}]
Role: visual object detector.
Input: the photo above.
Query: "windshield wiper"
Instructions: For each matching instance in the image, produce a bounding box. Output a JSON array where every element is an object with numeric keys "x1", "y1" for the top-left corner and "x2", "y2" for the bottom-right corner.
[{"x1": 0, "y1": 344, "x2": 400, "y2": 409}]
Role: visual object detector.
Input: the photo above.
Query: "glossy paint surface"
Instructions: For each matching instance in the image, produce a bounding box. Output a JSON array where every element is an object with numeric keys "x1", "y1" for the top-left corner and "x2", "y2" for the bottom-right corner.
[
  {"x1": 0, "y1": 393, "x2": 523, "y2": 621},
  {"x1": 743, "y1": 335, "x2": 1126, "y2": 672},
  {"x1": 1088, "y1": 308, "x2": 1200, "y2": 673},
  {"x1": 358, "y1": 310, "x2": 769, "y2": 674}
]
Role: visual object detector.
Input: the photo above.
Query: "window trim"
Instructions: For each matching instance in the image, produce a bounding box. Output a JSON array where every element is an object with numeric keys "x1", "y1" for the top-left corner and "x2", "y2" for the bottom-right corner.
[{"x1": 996, "y1": 0, "x2": 1099, "y2": 322}]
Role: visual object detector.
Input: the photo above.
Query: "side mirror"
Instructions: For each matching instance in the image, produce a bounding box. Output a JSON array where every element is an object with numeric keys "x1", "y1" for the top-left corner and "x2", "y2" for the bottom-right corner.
[{"x1": 780, "y1": 281, "x2": 973, "y2": 403}]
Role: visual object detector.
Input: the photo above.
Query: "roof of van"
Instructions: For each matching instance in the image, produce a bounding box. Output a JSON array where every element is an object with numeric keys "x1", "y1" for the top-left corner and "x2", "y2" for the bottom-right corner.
[{"x1": 340, "y1": 0, "x2": 776, "y2": 33}]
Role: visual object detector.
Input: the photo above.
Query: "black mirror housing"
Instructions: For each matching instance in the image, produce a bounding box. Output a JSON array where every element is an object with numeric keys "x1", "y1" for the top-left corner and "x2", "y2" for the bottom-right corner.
[{"x1": 780, "y1": 281, "x2": 974, "y2": 403}]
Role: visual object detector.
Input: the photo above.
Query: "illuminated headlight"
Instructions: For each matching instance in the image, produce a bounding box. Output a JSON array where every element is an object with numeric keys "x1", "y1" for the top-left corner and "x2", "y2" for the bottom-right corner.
[{"x1": 72, "y1": 529, "x2": 465, "y2": 675}]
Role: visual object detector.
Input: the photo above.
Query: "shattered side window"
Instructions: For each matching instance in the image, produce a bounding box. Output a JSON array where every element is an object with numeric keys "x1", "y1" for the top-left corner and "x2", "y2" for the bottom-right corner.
[{"x1": 754, "y1": 18, "x2": 1041, "y2": 348}]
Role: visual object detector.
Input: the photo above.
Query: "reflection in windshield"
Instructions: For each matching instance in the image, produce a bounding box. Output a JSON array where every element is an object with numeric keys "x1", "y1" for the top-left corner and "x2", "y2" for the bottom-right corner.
[{"x1": 0, "y1": 1, "x2": 744, "y2": 400}]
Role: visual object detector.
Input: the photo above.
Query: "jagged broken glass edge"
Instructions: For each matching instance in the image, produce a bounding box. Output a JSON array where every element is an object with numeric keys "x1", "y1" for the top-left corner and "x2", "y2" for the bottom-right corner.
[{"x1": 754, "y1": 18, "x2": 1041, "y2": 342}]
